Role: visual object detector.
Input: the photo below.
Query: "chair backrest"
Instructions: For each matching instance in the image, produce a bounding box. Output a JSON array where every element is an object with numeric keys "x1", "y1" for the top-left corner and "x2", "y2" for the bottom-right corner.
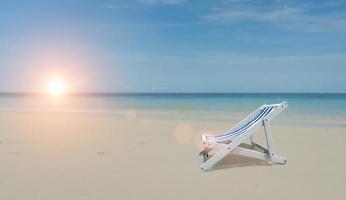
[{"x1": 206, "y1": 102, "x2": 287, "y2": 143}]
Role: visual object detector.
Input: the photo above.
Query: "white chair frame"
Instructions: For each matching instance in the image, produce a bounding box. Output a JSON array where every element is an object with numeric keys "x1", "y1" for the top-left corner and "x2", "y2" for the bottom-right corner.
[{"x1": 199, "y1": 102, "x2": 288, "y2": 172}]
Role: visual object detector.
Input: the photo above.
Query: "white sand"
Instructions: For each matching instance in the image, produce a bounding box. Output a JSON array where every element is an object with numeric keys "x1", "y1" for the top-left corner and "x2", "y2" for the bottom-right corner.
[{"x1": 0, "y1": 111, "x2": 346, "y2": 199}]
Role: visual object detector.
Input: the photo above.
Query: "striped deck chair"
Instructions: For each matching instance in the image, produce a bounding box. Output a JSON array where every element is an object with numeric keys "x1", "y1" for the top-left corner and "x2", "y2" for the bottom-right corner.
[{"x1": 199, "y1": 101, "x2": 288, "y2": 172}]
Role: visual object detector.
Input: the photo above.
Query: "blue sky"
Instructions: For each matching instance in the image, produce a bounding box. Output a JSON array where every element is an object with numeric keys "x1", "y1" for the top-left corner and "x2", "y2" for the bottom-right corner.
[{"x1": 0, "y1": 0, "x2": 346, "y2": 93}]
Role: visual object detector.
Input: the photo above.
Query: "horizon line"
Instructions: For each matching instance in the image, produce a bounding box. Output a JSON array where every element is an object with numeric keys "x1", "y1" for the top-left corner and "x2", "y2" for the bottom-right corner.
[{"x1": 0, "y1": 92, "x2": 345, "y2": 97}]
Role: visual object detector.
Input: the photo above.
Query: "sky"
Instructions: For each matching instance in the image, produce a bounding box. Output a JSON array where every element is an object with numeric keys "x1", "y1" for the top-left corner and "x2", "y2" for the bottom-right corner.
[{"x1": 0, "y1": 0, "x2": 346, "y2": 93}]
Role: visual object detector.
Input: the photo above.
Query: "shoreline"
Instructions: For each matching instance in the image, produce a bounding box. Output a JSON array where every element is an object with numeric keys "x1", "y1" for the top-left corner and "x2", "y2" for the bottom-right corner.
[{"x1": 1, "y1": 108, "x2": 345, "y2": 129}]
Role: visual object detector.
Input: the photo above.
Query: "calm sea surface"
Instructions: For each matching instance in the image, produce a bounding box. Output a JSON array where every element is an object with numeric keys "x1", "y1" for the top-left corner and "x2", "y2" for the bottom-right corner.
[{"x1": 0, "y1": 93, "x2": 345, "y2": 127}]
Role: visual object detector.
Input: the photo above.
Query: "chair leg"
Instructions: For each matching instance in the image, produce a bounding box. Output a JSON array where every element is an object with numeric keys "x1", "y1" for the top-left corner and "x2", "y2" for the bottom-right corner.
[
  {"x1": 250, "y1": 135, "x2": 256, "y2": 147},
  {"x1": 263, "y1": 119, "x2": 274, "y2": 157},
  {"x1": 263, "y1": 119, "x2": 287, "y2": 164},
  {"x1": 199, "y1": 150, "x2": 207, "y2": 164},
  {"x1": 271, "y1": 155, "x2": 287, "y2": 164},
  {"x1": 199, "y1": 147, "x2": 212, "y2": 165},
  {"x1": 200, "y1": 145, "x2": 231, "y2": 172}
]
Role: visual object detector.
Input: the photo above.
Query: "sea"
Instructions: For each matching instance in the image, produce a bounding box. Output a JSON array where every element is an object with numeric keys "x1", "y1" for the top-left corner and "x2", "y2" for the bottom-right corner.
[{"x1": 0, "y1": 93, "x2": 345, "y2": 127}]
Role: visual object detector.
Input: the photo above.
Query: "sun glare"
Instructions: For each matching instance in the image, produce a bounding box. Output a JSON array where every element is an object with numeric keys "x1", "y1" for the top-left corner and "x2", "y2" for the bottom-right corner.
[{"x1": 47, "y1": 79, "x2": 66, "y2": 96}]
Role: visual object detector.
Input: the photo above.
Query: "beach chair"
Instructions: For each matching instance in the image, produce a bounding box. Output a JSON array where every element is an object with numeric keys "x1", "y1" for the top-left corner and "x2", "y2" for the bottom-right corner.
[{"x1": 199, "y1": 101, "x2": 288, "y2": 172}]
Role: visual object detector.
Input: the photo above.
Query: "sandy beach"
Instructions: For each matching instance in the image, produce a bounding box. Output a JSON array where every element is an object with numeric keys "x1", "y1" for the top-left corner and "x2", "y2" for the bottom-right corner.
[
  {"x1": 1, "y1": 110, "x2": 345, "y2": 200},
  {"x1": 2, "y1": 0, "x2": 346, "y2": 198}
]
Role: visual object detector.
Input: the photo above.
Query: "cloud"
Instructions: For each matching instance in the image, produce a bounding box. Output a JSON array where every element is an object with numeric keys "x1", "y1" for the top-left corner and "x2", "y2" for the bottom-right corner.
[
  {"x1": 101, "y1": 0, "x2": 346, "y2": 32},
  {"x1": 103, "y1": 0, "x2": 185, "y2": 9},
  {"x1": 102, "y1": 0, "x2": 186, "y2": 12},
  {"x1": 138, "y1": 0, "x2": 186, "y2": 5},
  {"x1": 202, "y1": 1, "x2": 346, "y2": 32},
  {"x1": 203, "y1": 6, "x2": 302, "y2": 22}
]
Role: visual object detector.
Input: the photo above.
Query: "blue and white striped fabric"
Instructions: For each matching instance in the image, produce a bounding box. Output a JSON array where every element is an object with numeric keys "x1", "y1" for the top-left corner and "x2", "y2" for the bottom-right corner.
[{"x1": 205, "y1": 105, "x2": 278, "y2": 143}]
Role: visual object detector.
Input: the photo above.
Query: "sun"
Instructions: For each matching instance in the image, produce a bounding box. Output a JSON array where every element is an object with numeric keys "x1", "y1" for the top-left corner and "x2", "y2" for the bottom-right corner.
[{"x1": 47, "y1": 78, "x2": 66, "y2": 96}]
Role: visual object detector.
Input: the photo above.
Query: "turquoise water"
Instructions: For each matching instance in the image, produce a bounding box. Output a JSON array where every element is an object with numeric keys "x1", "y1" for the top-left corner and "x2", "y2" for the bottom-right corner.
[{"x1": 0, "y1": 93, "x2": 345, "y2": 126}]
